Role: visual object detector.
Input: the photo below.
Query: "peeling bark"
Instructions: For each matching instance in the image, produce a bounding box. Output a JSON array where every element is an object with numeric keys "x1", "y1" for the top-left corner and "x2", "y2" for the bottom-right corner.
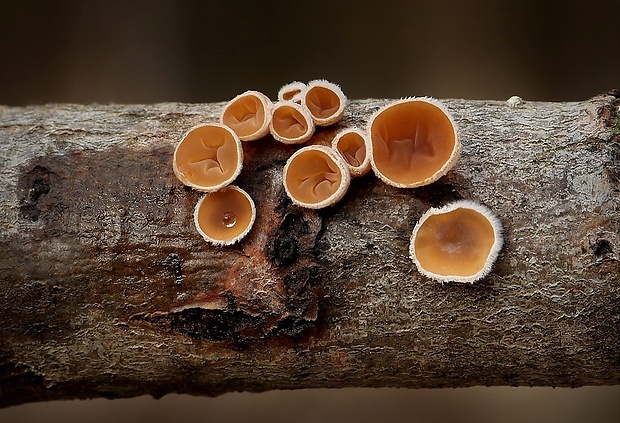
[{"x1": 0, "y1": 94, "x2": 619, "y2": 407}]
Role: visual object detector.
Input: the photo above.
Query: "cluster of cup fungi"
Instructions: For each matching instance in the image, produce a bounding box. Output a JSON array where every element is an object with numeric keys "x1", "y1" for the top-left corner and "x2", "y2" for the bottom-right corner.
[{"x1": 173, "y1": 80, "x2": 503, "y2": 283}]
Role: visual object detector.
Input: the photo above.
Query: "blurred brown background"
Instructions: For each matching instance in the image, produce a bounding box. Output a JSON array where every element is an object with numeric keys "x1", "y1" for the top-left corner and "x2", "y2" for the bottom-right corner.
[
  {"x1": 1, "y1": 0, "x2": 618, "y2": 106},
  {"x1": 0, "y1": 0, "x2": 618, "y2": 422}
]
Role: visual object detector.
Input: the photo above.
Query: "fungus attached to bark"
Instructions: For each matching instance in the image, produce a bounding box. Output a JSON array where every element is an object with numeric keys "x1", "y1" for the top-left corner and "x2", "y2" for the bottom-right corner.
[
  {"x1": 332, "y1": 128, "x2": 371, "y2": 177},
  {"x1": 220, "y1": 90, "x2": 273, "y2": 141},
  {"x1": 369, "y1": 97, "x2": 460, "y2": 188},
  {"x1": 302, "y1": 79, "x2": 346, "y2": 126},
  {"x1": 173, "y1": 123, "x2": 243, "y2": 192},
  {"x1": 278, "y1": 81, "x2": 306, "y2": 103},
  {"x1": 269, "y1": 101, "x2": 315, "y2": 144},
  {"x1": 194, "y1": 185, "x2": 256, "y2": 246},
  {"x1": 283, "y1": 145, "x2": 351, "y2": 209},
  {"x1": 409, "y1": 200, "x2": 503, "y2": 283}
]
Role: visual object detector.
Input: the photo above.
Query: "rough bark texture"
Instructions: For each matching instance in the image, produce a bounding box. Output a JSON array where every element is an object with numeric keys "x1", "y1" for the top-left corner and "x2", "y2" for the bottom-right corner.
[{"x1": 0, "y1": 94, "x2": 619, "y2": 407}]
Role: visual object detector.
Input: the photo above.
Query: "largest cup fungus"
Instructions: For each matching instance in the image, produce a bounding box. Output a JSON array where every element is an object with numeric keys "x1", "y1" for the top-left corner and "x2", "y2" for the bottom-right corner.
[
  {"x1": 410, "y1": 200, "x2": 503, "y2": 283},
  {"x1": 194, "y1": 185, "x2": 256, "y2": 246},
  {"x1": 220, "y1": 90, "x2": 273, "y2": 141},
  {"x1": 269, "y1": 101, "x2": 315, "y2": 144},
  {"x1": 369, "y1": 98, "x2": 460, "y2": 188},
  {"x1": 302, "y1": 79, "x2": 346, "y2": 126},
  {"x1": 173, "y1": 123, "x2": 243, "y2": 192},
  {"x1": 283, "y1": 145, "x2": 351, "y2": 209}
]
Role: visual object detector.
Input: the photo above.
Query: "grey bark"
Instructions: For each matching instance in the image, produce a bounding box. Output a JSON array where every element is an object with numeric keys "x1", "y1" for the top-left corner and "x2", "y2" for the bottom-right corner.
[{"x1": 0, "y1": 94, "x2": 619, "y2": 407}]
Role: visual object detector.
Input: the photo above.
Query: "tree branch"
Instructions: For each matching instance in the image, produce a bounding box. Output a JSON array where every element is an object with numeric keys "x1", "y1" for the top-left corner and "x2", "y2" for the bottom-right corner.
[{"x1": 1, "y1": 94, "x2": 619, "y2": 407}]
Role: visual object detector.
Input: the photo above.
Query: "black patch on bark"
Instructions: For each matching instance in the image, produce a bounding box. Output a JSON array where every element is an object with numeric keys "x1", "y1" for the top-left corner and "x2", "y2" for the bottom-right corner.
[
  {"x1": 269, "y1": 316, "x2": 316, "y2": 337},
  {"x1": 170, "y1": 308, "x2": 261, "y2": 342},
  {"x1": 414, "y1": 181, "x2": 464, "y2": 207},
  {"x1": 163, "y1": 253, "x2": 183, "y2": 285},
  {"x1": 591, "y1": 238, "x2": 612, "y2": 259},
  {"x1": 131, "y1": 308, "x2": 263, "y2": 342},
  {"x1": 18, "y1": 165, "x2": 54, "y2": 221},
  {"x1": 266, "y1": 236, "x2": 299, "y2": 266},
  {"x1": 266, "y1": 212, "x2": 310, "y2": 266}
]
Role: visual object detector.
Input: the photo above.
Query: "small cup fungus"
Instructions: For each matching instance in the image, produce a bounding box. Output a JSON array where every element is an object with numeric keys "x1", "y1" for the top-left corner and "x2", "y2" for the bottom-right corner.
[
  {"x1": 369, "y1": 97, "x2": 461, "y2": 188},
  {"x1": 194, "y1": 185, "x2": 256, "y2": 246},
  {"x1": 173, "y1": 123, "x2": 243, "y2": 192},
  {"x1": 269, "y1": 101, "x2": 315, "y2": 144},
  {"x1": 409, "y1": 200, "x2": 503, "y2": 283},
  {"x1": 277, "y1": 81, "x2": 306, "y2": 103},
  {"x1": 220, "y1": 90, "x2": 273, "y2": 141},
  {"x1": 302, "y1": 79, "x2": 346, "y2": 126},
  {"x1": 283, "y1": 145, "x2": 351, "y2": 209},
  {"x1": 331, "y1": 128, "x2": 371, "y2": 177}
]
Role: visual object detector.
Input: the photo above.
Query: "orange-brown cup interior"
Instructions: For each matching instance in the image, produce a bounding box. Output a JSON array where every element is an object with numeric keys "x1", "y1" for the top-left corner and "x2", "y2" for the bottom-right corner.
[
  {"x1": 282, "y1": 88, "x2": 301, "y2": 101},
  {"x1": 371, "y1": 101, "x2": 457, "y2": 185},
  {"x1": 413, "y1": 208, "x2": 495, "y2": 277},
  {"x1": 174, "y1": 125, "x2": 241, "y2": 189},
  {"x1": 285, "y1": 149, "x2": 343, "y2": 205},
  {"x1": 221, "y1": 93, "x2": 268, "y2": 139},
  {"x1": 195, "y1": 187, "x2": 254, "y2": 244},
  {"x1": 335, "y1": 132, "x2": 367, "y2": 168},
  {"x1": 271, "y1": 104, "x2": 311, "y2": 141},
  {"x1": 305, "y1": 86, "x2": 341, "y2": 120},
  {"x1": 281, "y1": 88, "x2": 303, "y2": 101},
  {"x1": 278, "y1": 82, "x2": 306, "y2": 103}
]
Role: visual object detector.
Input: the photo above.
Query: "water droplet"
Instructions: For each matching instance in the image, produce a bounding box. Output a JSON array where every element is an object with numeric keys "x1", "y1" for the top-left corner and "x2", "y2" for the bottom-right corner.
[{"x1": 222, "y1": 212, "x2": 236, "y2": 228}]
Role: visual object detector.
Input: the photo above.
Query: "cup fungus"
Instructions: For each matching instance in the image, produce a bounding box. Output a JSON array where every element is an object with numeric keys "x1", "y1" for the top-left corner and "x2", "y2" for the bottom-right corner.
[
  {"x1": 269, "y1": 101, "x2": 315, "y2": 144},
  {"x1": 220, "y1": 90, "x2": 273, "y2": 141},
  {"x1": 301, "y1": 79, "x2": 346, "y2": 126},
  {"x1": 283, "y1": 145, "x2": 351, "y2": 209},
  {"x1": 277, "y1": 81, "x2": 306, "y2": 103},
  {"x1": 194, "y1": 185, "x2": 256, "y2": 246},
  {"x1": 173, "y1": 123, "x2": 243, "y2": 192},
  {"x1": 368, "y1": 97, "x2": 460, "y2": 188},
  {"x1": 409, "y1": 200, "x2": 503, "y2": 283},
  {"x1": 331, "y1": 128, "x2": 371, "y2": 177}
]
